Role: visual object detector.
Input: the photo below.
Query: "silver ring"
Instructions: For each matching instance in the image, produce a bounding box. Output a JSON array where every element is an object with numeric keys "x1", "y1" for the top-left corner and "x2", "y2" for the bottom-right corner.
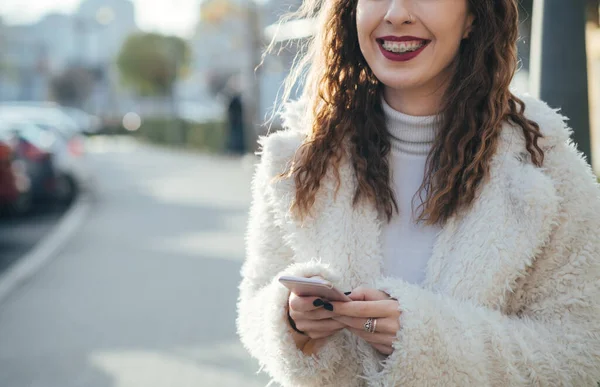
[{"x1": 364, "y1": 318, "x2": 377, "y2": 333}]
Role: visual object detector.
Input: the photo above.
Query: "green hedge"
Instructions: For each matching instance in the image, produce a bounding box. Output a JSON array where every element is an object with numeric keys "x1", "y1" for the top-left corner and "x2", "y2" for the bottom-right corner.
[{"x1": 101, "y1": 118, "x2": 226, "y2": 153}]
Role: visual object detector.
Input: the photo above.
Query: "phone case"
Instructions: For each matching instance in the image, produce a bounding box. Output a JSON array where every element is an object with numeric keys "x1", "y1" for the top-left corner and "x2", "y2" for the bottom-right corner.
[{"x1": 278, "y1": 276, "x2": 352, "y2": 302}]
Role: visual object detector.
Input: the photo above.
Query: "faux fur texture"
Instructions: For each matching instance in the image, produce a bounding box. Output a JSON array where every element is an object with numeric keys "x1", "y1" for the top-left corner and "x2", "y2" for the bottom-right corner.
[{"x1": 236, "y1": 95, "x2": 600, "y2": 386}]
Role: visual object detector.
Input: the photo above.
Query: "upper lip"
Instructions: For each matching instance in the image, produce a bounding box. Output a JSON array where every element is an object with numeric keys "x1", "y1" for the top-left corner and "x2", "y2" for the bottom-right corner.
[{"x1": 377, "y1": 36, "x2": 429, "y2": 42}]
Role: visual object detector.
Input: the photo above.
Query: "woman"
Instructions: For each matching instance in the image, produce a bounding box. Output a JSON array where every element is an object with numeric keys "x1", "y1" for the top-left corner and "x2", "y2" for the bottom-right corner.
[{"x1": 237, "y1": 0, "x2": 600, "y2": 386}]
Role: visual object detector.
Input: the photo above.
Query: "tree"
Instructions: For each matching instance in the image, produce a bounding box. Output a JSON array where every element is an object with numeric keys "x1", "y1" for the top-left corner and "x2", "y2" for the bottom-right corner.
[
  {"x1": 116, "y1": 32, "x2": 190, "y2": 97},
  {"x1": 117, "y1": 32, "x2": 191, "y2": 144},
  {"x1": 50, "y1": 66, "x2": 95, "y2": 107}
]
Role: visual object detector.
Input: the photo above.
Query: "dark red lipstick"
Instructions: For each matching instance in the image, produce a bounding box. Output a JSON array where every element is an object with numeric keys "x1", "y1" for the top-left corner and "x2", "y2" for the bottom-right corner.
[{"x1": 376, "y1": 36, "x2": 431, "y2": 62}]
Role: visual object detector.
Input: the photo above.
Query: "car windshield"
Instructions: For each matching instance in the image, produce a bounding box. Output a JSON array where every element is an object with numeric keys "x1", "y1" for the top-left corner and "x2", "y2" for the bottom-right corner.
[
  {"x1": 0, "y1": 117, "x2": 56, "y2": 149},
  {"x1": 15, "y1": 124, "x2": 56, "y2": 150},
  {"x1": 0, "y1": 107, "x2": 78, "y2": 139},
  {"x1": 0, "y1": 121, "x2": 56, "y2": 151},
  {"x1": 0, "y1": 111, "x2": 76, "y2": 140}
]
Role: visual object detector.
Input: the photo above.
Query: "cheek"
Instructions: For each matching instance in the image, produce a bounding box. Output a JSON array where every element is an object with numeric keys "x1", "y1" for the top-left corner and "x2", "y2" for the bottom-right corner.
[
  {"x1": 355, "y1": 3, "x2": 378, "y2": 52},
  {"x1": 429, "y1": 22, "x2": 467, "y2": 65},
  {"x1": 432, "y1": 35, "x2": 462, "y2": 62},
  {"x1": 355, "y1": 9, "x2": 368, "y2": 46},
  {"x1": 419, "y1": 2, "x2": 470, "y2": 54}
]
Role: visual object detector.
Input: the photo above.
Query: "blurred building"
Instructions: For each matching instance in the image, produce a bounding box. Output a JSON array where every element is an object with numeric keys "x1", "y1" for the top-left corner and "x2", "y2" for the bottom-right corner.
[
  {"x1": 75, "y1": 0, "x2": 137, "y2": 66},
  {"x1": 73, "y1": 0, "x2": 138, "y2": 117},
  {"x1": 181, "y1": 0, "x2": 252, "y2": 122},
  {"x1": 182, "y1": 0, "x2": 268, "y2": 124},
  {"x1": 262, "y1": 0, "x2": 303, "y2": 25},
  {"x1": 0, "y1": 19, "x2": 50, "y2": 101},
  {"x1": 0, "y1": 0, "x2": 138, "y2": 116},
  {"x1": 193, "y1": 0, "x2": 250, "y2": 77},
  {"x1": 259, "y1": 0, "x2": 312, "y2": 127},
  {"x1": 175, "y1": 0, "x2": 308, "y2": 126}
]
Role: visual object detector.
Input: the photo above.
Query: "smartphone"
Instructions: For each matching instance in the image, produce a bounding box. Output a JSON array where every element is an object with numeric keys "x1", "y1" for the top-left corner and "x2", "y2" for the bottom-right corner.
[{"x1": 278, "y1": 276, "x2": 352, "y2": 302}]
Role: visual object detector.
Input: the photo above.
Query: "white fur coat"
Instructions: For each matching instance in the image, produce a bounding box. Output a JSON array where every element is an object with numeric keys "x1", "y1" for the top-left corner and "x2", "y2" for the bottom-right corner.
[{"x1": 236, "y1": 96, "x2": 600, "y2": 386}]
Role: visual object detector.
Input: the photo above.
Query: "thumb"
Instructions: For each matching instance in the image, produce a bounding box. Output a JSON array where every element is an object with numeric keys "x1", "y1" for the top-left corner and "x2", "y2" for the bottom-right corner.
[{"x1": 347, "y1": 286, "x2": 389, "y2": 301}]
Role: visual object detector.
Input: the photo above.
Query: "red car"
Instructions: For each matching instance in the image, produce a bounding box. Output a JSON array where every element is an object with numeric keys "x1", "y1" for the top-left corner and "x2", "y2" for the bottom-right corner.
[
  {"x1": 0, "y1": 138, "x2": 32, "y2": 214},
  {"x1": 0, "y1": 141, "x2": 18, "y2": 201}
]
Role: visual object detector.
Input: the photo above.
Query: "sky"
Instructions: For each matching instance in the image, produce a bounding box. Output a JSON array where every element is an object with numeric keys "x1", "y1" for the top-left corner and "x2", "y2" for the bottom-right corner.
[{"x1": 0, "y1": 0, "x2": 201, "y2": 37}]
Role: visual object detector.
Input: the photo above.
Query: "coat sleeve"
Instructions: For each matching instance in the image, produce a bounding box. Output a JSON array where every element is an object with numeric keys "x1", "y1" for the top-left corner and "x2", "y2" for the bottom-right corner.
[
  {"x1": 236, "y1": 136, "x2": 361, "y2": 387},
  {"x1": 374, "y1": 140, "x2": 600, "y2": 386}
]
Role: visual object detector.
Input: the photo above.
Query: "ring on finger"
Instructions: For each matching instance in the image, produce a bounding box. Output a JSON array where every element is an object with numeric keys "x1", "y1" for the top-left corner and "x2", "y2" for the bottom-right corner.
[{"x1": 364, "y1": 317, "x2": 377, "y2": 333}]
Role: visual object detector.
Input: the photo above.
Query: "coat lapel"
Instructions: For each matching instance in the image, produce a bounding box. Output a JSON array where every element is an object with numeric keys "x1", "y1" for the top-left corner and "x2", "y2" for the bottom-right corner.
[
  {"x1": 270, "y1": 155, "x2": 385, "y2": 290},
  {"x1": 422, "y1": 127, "x2": 561, "y2": 309}
]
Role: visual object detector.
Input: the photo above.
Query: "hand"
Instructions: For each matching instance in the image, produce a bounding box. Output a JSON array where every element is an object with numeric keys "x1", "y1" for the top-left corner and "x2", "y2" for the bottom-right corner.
[
  {"x1": 330, "y1": 287, "x2": 401, "y2": 356},
  {"x1": 288, "y1": 292, "x2": 344, "y2": 355}
]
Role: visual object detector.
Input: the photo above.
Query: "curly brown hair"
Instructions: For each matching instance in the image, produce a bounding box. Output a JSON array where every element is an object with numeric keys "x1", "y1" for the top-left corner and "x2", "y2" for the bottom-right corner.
[{"x1": 268, "y1": 0, "x2": 544, "y2": 225}]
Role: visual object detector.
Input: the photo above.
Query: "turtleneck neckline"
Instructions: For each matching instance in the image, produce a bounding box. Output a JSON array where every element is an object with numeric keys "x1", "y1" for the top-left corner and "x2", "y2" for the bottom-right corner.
[{"x1": 382, "y1": 98, "x2": 439, "y2": 156}]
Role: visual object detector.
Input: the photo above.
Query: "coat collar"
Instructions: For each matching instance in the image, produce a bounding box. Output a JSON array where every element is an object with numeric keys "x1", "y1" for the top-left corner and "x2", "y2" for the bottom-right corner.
[{"x1": 266, "y1": 96, "x2": 567, "y2": 309}]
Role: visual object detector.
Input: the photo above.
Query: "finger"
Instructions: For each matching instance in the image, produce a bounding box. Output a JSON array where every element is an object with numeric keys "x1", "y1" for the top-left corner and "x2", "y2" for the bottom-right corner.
[
  {"x1": 348, "y1": 327, "x2": 396, "y2": 346},
  {"x1": 330, "y1": 300, "x2": 400, "y2": 318},
  {"x1": 332, "y1": 316, "x2": 399, "y2": 334},
  {"x1": 348, "y1": 287, "x2": 391, "y2": 302},
  {"x1": 289, "y1": 293, "x2": 327, "y2": 313},
  {"x1": 296, "y1": 319, "x2": 345, "y2": 333},
  {"x1": 372, "y1": 343, "x2": 394, "y2": 356},
  {"x1": 290, "y1": 308, "x2": 337, "y2": 321}
]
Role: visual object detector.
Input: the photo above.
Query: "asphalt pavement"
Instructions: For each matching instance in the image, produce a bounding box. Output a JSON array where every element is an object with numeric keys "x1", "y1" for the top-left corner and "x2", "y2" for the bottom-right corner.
[
  {"x1": 0, "y1": 204, "x2": 67, "y2": 274},
  {"x1": 0, "y1": 137, "x2": 270, "y2": 387}
]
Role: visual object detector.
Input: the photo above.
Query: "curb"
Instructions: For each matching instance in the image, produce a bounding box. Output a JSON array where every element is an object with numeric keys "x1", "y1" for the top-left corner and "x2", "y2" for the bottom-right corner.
[{"x1": 0, "y1": 194, "x2": 94, "y2": 306}]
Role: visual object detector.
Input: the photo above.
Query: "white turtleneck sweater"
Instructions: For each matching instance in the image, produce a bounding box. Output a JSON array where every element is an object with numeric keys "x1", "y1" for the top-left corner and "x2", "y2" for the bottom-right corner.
[{"x1": 381, "y1": 99, "x2": 442, "y2": 285}]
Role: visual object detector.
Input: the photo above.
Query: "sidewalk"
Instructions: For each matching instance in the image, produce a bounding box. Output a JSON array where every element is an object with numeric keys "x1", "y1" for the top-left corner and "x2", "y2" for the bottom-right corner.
[{"x1": 0, "y1": 140, "x2": 269, "y2": 387}]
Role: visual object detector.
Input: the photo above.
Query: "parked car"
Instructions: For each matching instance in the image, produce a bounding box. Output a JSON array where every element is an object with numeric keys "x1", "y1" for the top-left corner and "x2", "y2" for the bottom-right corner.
[
  {"x1": 0, "y1": 137, "x2": 32, "y2": 214},
  {"x1": 0, "y1": 102, "x2": 99, "y2": 135},
  {"x1": 0, "y1": 105, "x2": 79, "y2": 139},
  {"x1": 0, "y1": 109, "x2": 92, "y2": 202},
  {"x1": 0, "y1": 140, "x2": 18, "y2": 205},
  {"x1": 60, "y1": 107, "x2": 102, "y2": 135},
  {"x1": 0, "y1": 121, "x2": 56, "y2": 205},
  {"x1": 0, "y1": 140, "x2": 30, "y2": 213}
]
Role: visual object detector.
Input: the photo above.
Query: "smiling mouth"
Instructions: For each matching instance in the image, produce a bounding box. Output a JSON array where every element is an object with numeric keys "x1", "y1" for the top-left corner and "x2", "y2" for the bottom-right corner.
[{"x1": 376, "y1": 38, "x2": 430, "y2": 54}]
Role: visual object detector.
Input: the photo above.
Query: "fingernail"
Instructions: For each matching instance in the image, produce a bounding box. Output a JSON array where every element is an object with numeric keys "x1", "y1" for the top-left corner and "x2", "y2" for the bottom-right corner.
[
  {"x1": 323, "y1": 302, "x2": 334, "y2": 311},
  {"x1": 313, "y1": 299, "x2": 324, "y2": 307},
  {"x1": 344, "y1": 291, "x2": 352, "y2": 295}
]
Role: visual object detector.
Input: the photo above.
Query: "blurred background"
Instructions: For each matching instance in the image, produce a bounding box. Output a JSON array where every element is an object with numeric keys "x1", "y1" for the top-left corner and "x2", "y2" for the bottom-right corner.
[{"x1": 0, "y1": 1, "x2": 598, "y2": 386}]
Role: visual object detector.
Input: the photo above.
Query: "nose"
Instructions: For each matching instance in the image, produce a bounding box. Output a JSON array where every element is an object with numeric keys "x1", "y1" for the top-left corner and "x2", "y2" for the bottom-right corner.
[{"x1": 384, "y1": 0, "x2": 414, "y2": 26}]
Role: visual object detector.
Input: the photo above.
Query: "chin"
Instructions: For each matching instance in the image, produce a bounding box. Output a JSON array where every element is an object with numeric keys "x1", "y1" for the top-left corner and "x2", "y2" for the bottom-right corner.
[{"x1": 376, "y1": 74, "x2": 424, "y2": 91}]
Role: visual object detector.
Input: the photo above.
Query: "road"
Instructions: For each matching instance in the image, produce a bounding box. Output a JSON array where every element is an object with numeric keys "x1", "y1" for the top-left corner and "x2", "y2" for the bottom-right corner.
[
  {"x1": 0, "y1": 137, "x2": 270, "y2": 387},
  {"x1": 0, "y1": 204, "x2": 66, "y2": 274}
]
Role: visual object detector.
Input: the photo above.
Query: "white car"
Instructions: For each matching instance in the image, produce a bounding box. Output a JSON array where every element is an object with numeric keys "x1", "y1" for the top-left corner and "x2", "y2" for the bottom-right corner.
[
  {"x1": 0, "y1": 109, "x2": 92, "y2": 203},
  {"x1": 0, "y1": 102, "x2": 100, "y2": 134},
  {"x1": 60, "y1": 107, "x2": 102, "y2": 134}
]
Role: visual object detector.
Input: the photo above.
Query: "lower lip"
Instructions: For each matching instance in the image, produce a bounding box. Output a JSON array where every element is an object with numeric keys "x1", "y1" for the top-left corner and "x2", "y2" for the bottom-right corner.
[{"x1": 378, "y1": 41, "x2": 429, "y2": 62}]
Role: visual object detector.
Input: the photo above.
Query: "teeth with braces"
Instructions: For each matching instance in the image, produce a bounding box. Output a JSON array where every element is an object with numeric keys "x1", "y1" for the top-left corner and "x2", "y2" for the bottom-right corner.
[{"x1": 382, "y1": 40, "x2": 426, "y2": 53}]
